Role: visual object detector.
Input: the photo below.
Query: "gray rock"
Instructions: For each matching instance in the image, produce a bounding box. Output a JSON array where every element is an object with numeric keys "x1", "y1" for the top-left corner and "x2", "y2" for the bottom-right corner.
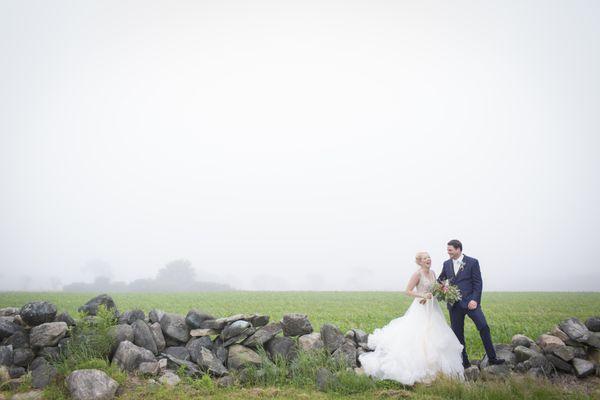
[
  {"x1": 523, "y1": 354, "x2": 554, "y2": 375},
  {"x1": 243, "y1": 323, "x2": 282, "y2": 348},
  {"x1": 158, "y1": 370, "x2": 180, "y2": 386},
  {"x1": 480, "y1": 344, "x2": 516, "y2": 368},
  {"x1": 511, "y1": 334, "x2": 534, "y2": 349},
  {"x1": 165, "y1": 334, "x2": 185, "y2": 347},
  {"x1": 148, "y1": 309, "x2": 165, "y2": 324},
  {"x1": 31, "y1": 357, "x2": 57, "y2": 389},
  {"x1": 316, "y1": 367, "x2": 336, "y2": 392},
  {"x1": 216, "y1": 375, "x2": 235, "y2": 387},
  {"x1": 332, "y1": 339, "x2": 358, "y2": 368},
  {"x1": 546, "y1": 354, "x2": 573, "y2": 373},
  {"x1": 149, "y1": 322, "x2": 166, "y2": 352},
  {"x1": 344, "y1": 330, "x2": 355, "y2": 341},
  {"x1": 558, "y1": 318, "x2": 600, "y2": 348},
  {"x1": 0, "y1": 319, "x2": 23, "y2": 339},
  {"x1": 213, "y1": 338, "x2": 228, "y2": 365},
  {"x1": 223, "y1": 329, "x2": 255, "y2": 347},
  {"x1": 586, "y1": 332, "x2": 600, "y2": 349},
  {"x1": 571, "y1": 345, "x2": 587, "y2": 359},
  {"x1": 585, "y1": 317, "x2": 600, "y2": 332},
  {"x1": 537, "y1": 334, "x2": 565, "y2": 351},
  {"x1": 265, "y1": 336, "x2": 298, "y2": 362},
  {"x1": 551, "y1": 345, "x2": 575, "y2": 362},
  {"x1": 2, "y1": 331, "x2": 29, "y2": 349},
  {"x1": 514, "y1": 345, "x2": 540, "y2": 363},
  {"x1": 185, "y1": 310, "x2": 215, "y2": 329},
  {"x1": 9, "y1": 366, "x2": 26, "y2": 378},
  {"x1": 0, "y1": 307, "x2": 20, "y2": 317},
  {"x1": 112, "y1": 340, "x2": 156, "y2": 372},
  {"x1": 38, "y1": 346, "x2": 61, "y2": 362},
  {"x1": 30, "y1": 322, "x2": 67, "y2": 349},
  {"x1": 189, "y1": 328, "x2": 219, "y2": 337},
  {"x1": 0, "y1": 345, "x2": 13, "y2": 366},
  {"x1": 321, "y1": 323, "x2": 345, "y2": 353},
  {"x1": 198, "y1": 318, "x2": 228, "y2": 331},
  {"x1": 186, "y1": 337, "x2": 213, "y2": 363},
  {"x1": 464, "y1": 365, "x2": 480, "y2": 381},
  {"x1": 118, "y1": 310, "x2": 145, "y2": 325},
  {"x1": 221, "y1": 320, "x2": 251, "y2": 341},
  {"x1": 108, "y1": 324, "x2": 134, "y2": 355},
  {"x1": 196, "y1": 347, "x2": 228, "y2": 376},
  {"x1": 161, "y1": 352, "x2": 202, "y2": 377},
  {"x1": 137, "y1": 361, "x2": 160, "y2": 375},
  {"x1": 352, "y1": 329, "x2": 369, "y2": 347},
  {"x1": 572, "y1": 358, "x2": 595, "y2": 378},
  {"x1": 78, "y1": 294, "x2": 117, "y2": 316},
  {"x1": 588, "y1": 348, "x2": 600, "y2": 364},
  {"x1": 13, "y1": 347, "x2": 34, "y2": 367},
  {"x1": 66, "y1": 369, "x2": 119, "y2": 400},
  {"x1": 251, "y1": 314, "x2": 269, "y2": 328},
  {"x1": 164, "y1": 346, "x2": 190, "y2": 361},
  {"x1": 132, "y1": 320, "x2": 158, "y2": 354},
  {"x1": 54, "y1": 312, "x2": 76, "y2": 326},
  {"x1": 160, "y1": 313, "x2": 190, "y2": 343},
  {"x1": 20, "y1": 302, "x2": 57, "y2": 327},
  {"x1": 550, "y1": 325, "x2": 570, "y2": 342},
  {"x1": 298, "y1": 332, "x2": 325, "y2": 352},
  {"x1": 481, "y1": 363, "x2": 511, "y2": 380},
  {"x1": 227, "y1": 344, "x2": 262, "y2": 370},
  {"x1": 559, "y1": 318, "x2": 591, "y2": 344},
  {"x1": 219, "y1": 314, "x2": 256, "y2": 324},
  {"x1": 281, "y1": 313, "x2": 313, "y2": 337}
]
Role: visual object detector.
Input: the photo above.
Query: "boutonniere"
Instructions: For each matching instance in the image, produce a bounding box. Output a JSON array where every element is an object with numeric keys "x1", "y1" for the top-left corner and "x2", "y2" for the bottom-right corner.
[{"x1": 458, "y1": 260, "x2": 466, "y2": 273}]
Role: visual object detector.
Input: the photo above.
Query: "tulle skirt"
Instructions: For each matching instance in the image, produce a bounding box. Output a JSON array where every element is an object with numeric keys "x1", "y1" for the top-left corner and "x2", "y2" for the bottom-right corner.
[{"x1": 358, "y1": 297, "x2": 465, "y2": 385}]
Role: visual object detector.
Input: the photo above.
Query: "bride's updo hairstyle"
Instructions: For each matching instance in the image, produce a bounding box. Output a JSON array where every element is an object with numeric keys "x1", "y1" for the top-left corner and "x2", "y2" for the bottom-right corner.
[{"x1": 415, "y1": 251, "x2": 429, "y2": 266}]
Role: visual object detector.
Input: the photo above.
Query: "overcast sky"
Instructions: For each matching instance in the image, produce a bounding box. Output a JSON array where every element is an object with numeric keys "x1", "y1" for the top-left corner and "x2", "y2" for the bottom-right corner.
[{"x1": 1, "y1": 0, "x2": 599, "y2": 291}]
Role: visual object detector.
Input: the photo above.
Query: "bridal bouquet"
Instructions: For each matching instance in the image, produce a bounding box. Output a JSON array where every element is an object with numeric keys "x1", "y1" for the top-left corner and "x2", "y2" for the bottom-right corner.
[{"x1": 430, "y1": 280, "x2": 462, "y2": 305}]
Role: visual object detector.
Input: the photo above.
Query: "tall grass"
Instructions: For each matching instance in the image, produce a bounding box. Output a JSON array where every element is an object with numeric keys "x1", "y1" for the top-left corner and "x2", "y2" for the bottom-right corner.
[
  {"x1": 53, "y1": 304, "x2": 117, "y2": 375},
  {"x1": 235, "y1": 344, "x2": 404, "y2": 395},
  {"x1": 43, "y1": 305, "x2": 126, "y2": 400}
]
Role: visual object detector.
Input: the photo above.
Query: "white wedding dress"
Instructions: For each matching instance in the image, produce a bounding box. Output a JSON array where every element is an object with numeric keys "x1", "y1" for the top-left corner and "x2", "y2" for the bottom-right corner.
[{"x1": 358, "y1": 269, "x2": 465, "y2": 385}]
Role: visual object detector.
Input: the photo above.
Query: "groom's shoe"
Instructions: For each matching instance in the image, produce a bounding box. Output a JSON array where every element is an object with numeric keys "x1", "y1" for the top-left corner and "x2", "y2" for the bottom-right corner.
[
  {"x1": 462, "y1": 361, "x2": 472, "y2": 369},
  {"x1": 489, "y1": 358, "x2": 506, "y2": 366}
]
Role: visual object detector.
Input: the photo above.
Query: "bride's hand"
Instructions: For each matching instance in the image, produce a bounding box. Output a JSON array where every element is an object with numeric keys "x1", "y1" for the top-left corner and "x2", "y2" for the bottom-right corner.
[{"x1": 425, "y1": 293, "x2": 433, "y2": 300}]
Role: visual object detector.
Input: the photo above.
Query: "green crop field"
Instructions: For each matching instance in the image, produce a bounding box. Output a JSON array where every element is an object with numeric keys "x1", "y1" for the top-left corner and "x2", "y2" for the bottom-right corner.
[{"x1": 1, "y1": 291, "x2": 598, "y2": 360}]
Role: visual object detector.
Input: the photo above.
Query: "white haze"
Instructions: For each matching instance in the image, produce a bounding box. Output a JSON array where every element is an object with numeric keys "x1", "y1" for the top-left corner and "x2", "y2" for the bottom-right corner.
[{"x1": 1, "y1": 0, "x2": 599, "y2": 291}]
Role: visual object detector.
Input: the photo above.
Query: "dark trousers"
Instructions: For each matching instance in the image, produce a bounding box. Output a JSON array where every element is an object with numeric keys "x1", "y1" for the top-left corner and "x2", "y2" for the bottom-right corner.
[{"x1": 449, "y1": 304, "x2": 497, "y2": 365}]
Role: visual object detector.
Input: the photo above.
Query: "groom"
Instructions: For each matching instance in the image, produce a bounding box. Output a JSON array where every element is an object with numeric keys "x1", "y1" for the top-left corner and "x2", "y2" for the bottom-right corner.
[{"x1": 437, "y1": 239, "x2": 505, "y2": 368}]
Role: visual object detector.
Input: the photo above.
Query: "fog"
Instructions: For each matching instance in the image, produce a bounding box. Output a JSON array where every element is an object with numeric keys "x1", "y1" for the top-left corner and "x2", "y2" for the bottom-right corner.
[{"x1": 1, "y1": 1, "x2": 599, "y2": 292}]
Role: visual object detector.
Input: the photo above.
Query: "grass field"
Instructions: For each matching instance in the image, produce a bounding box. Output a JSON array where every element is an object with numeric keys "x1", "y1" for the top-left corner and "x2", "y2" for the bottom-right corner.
[{"x1": 1, "y1": 291, "x2": 598, "y2": 360}]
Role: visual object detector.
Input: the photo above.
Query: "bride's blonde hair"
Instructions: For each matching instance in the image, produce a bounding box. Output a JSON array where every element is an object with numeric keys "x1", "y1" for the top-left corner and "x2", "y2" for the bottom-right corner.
[{"x1": 415, "y1": 251, "x2": 429, "y2": 265}]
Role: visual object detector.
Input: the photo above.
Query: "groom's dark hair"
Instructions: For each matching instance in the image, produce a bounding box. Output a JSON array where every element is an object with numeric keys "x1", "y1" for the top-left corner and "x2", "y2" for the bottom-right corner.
[{"x1": 447, "y1": 239, "x2": 463, "y2": 250}]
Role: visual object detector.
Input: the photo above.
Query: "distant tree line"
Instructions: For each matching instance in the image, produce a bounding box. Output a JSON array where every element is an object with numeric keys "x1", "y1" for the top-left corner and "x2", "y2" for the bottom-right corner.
[{"x1": 63, "y1": 259, "x2": 235, "y2": 292}]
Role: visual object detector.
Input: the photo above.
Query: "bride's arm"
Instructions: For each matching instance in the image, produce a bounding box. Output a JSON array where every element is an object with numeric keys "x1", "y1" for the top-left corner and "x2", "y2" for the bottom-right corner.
[{"x1": 405, "y1": 272, "x2": 429, "y2": 299}]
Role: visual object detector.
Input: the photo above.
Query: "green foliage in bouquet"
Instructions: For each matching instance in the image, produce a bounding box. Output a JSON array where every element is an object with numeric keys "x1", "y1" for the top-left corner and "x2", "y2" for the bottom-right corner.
[{"x1": 431, "y1": 281, "x2": 462, "y2": 305}]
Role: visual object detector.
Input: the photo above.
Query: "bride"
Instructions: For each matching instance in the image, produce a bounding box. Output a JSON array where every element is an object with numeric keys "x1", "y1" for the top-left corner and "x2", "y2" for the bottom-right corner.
[{"x1": 358, "y1": 252, "x2": 465, "y2": 385}]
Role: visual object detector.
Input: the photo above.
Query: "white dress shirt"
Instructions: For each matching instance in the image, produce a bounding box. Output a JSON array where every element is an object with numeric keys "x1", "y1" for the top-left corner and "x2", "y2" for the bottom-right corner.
[{"x1": 452, "y1": 254, "x2": 465, "y2": 276}]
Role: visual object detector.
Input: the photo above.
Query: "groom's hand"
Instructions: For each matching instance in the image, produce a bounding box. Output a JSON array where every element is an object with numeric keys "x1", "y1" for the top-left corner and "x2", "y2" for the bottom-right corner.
[{"x1": 468, "y1": 300, "x2": 478, "y2": 310}]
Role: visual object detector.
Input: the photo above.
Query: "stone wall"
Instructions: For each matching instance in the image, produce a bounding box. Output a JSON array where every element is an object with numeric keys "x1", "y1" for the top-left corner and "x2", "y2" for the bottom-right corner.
[{"x1": 1, "y1": 294, "x2": 599, "y2": 398}]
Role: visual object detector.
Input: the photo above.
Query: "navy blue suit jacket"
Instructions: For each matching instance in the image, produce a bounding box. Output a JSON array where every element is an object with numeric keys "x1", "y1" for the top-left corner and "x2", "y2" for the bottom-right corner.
[{"x1": 437, "y1": 254, "x2": 483, "y2": 310}]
